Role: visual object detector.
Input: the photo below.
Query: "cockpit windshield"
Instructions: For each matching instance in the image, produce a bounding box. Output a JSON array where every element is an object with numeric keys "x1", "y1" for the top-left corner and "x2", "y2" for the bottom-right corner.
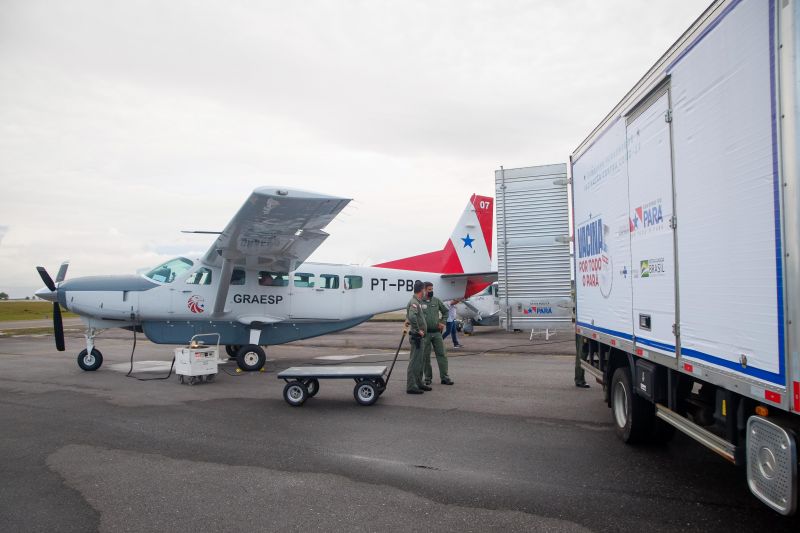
[{"x1": 144, "y1": 257, "x2": 194, "y2": 284}]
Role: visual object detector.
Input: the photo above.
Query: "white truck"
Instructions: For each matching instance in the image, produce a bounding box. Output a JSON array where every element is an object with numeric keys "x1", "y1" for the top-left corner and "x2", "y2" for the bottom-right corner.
[{"x1": 571, "y1": 0, "x2": 799, "y2": 514}]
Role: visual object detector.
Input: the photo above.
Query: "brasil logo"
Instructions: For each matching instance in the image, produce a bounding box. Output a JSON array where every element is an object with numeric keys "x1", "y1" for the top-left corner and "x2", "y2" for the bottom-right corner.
[{"x1": 640, "y1": 260, "x2": 650, "y2": 278}]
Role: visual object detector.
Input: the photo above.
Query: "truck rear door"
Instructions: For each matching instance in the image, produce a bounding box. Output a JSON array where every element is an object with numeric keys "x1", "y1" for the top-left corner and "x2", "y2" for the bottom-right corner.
[{"x1": 626, "y1": 88, "x2": 678, "y2": 360}]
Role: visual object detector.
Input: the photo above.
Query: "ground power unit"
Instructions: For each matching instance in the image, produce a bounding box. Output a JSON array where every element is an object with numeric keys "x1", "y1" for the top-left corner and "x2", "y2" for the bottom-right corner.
[{"x1": 174, "y1": 334, "x2": 221, "y2": 385}]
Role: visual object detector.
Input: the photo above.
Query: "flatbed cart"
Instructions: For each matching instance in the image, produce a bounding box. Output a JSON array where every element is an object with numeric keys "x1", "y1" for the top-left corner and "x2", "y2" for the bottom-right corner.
[{"x1": 277, "y1": 326, "x2": 408, "y2": 407}]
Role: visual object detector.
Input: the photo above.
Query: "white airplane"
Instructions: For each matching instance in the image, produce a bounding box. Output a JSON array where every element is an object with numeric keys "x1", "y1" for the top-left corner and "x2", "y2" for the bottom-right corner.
[
  {"x1": 35, "y1": 187, "x2": 496, "y2": 372},
  {"x1": 454, "y1": 282, "x2": 500, "y2": 332}
]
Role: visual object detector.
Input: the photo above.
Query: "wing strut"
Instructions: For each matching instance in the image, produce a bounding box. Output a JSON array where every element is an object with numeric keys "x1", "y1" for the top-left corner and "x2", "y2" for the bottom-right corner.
[{"x1": 213, "y1": 258, "x2": 234, "y2": 316}]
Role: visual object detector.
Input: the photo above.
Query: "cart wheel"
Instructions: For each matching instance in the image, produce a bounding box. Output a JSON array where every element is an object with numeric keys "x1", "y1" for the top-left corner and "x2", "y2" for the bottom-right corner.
[
  {"x1": 205, "y1": 374, "x2": 215, "y2": 383},
  {"x1": 374, "y1": 377, "x2": 386, "y2": 395},
  {"x1": 189, "y1": 376, "x2": 199, "y2": 386},
  {"x1": 303, "y1": 378, "x2": 320, "y2": 397},
  {"x1": 283, "y1": 381, "x2": 309, "y2": 407},
  {"x1": 179, "y1": 375, "x2": 185, "y2": 384},
  {"x1": 354, "y1": 381, "x2": 379, "y2": 406}
]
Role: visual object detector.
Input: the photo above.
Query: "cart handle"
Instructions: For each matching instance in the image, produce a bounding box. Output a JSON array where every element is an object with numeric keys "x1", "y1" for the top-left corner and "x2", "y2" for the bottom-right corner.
[
  {"x1": 384, "y1": 321, "x2": 410, "y2": 385},
  {"x1": 188, "y1": 333, "x2": 221, "y2": 354}
]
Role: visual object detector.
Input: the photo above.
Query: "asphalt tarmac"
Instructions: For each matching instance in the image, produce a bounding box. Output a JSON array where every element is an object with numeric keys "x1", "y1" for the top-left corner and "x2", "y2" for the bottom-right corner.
[{"x1": 1, "y1": 323, "x2": 799, "y2": 532}]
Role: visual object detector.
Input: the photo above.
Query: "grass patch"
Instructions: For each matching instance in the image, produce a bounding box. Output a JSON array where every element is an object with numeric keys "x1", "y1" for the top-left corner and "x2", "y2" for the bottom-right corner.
[{"x1": 0, "y1": 301, "x2": 78, "y2": 322}]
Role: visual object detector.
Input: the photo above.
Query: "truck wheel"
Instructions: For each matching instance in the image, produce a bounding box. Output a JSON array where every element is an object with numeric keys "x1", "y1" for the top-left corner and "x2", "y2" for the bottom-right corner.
[
  {"x1": 236, "y1": 345, "x2": 266, "y2": 371},
  {"x1": 77, "y1": 348, "x2": 103, "y2": 371},
  {"x1": 611, "y1": 367, "x2": 653, "y2": 444},
  {"x1": 283, "y1": 381, "x2": 308, "y2": 406},
  {"x1": 354, "y1": 381, "x2": 378, "y2": 406},
  {"x1": 303, "y1": 378, "x2": 320, "y2": 397}
]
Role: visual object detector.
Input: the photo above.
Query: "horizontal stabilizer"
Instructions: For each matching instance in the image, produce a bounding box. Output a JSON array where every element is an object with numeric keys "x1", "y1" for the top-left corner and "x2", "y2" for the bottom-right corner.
[{"x1": 440, "y1": 271, "x2": 497, "y2": 298}]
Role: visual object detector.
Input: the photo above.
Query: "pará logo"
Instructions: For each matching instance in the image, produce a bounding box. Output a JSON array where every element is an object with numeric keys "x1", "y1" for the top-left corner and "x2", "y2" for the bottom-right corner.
[
  {"x1": 523, "y1": 306, "x2": 553, "y2": 315},
  {"x1": 630, "y1": 199, "x2": 664, "y2": 233}
]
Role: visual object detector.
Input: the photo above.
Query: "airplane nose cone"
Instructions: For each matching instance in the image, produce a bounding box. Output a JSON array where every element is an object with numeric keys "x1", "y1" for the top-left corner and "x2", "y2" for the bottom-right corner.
[{"x1": 35, "y1": 286, "x2": 56, "y2": 302}]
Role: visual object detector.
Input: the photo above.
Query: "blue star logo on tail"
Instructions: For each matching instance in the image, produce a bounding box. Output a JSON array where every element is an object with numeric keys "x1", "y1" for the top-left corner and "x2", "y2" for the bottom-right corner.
[{"x1": 461, "y1": 234, "x2": 475, "y2": 248}]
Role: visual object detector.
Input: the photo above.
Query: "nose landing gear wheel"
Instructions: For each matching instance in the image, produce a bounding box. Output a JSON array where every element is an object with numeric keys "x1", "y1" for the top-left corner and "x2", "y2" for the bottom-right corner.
[
  {"x1": 236, "y1": 344, "x2": 266, "y2": 371},
  {"x1": 77, "y1": 348, "x2": 103, "y2": 371},
  {"x1": 283, "y1": 381, "x2": 309, "y2": 406}
]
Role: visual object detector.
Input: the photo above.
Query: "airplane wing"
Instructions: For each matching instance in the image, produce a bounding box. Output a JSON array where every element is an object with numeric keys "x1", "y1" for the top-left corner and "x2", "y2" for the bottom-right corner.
[
  {"x1": 203, "y1": 187, "x2": 350, "y2": 315},
  {"x1": 203, "y1": 187, "x2": 350, "y2": 270}
]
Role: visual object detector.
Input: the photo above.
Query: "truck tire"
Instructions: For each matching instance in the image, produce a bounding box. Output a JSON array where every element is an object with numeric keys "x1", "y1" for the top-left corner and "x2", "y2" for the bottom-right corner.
[{"x1": 611, "y1": 367, "x2": 654, "y2": 444}]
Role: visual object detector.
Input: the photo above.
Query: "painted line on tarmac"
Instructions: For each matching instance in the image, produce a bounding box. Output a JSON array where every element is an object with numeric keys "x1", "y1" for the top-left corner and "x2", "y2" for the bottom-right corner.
[
  {"x1": 314, "y1": 354, "x2": 370, "y2": 361},
  {"x1": 109, "y1": 361, "x2": 174, "y2": 373}
]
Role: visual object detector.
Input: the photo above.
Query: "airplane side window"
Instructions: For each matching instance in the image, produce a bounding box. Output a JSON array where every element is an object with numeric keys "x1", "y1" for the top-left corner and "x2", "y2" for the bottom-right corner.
[
  {"x1": 230, "y1": 269, "x2": 246, "y2": 286},
  {"x1": 294, "y1": 273, "x2": 315, "y2": 288},
  {"x1": 320, "y1": 274, "x2": 339, "y2": 289},
  {"x1": 186, "y1": 267, "x2": 212, "y2": 285},
  {"x1": 344, "y1": 275, "x2": 362, "y2": 289},
  {"x1": 258, "y1": 271, "x2": 289, "y2": 287}
]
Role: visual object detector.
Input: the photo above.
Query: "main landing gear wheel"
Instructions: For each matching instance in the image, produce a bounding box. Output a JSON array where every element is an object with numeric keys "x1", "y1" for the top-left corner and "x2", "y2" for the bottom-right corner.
[
  {"x1": 77, "y1": 348, "x2": 103, "y2": 371},
  {"x1": 303, "y1": 378, "x2": 320, "y2": 398},
  {"x1": 283, "y1": 381, "x2": 308, "y2": 406},
  {"x1": 225, "y1": 345, "x2": 241, "y2": 358},
  {"x1": 354, "y1": 380, "x2": 379, "y2": 406},
  {"x1": 236, "y1": 344, "x2": 266, "y2": 371}
]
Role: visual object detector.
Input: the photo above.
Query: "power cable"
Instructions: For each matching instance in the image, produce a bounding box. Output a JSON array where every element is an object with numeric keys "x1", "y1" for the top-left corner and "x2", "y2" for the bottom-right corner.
[{"x1": 125, "y1": 328, "x2": 176, "y2": 381}]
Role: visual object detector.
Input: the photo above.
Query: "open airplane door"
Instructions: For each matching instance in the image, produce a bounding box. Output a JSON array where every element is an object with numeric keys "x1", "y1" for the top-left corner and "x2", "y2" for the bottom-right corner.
[{"x1": 495, "y1": 164, "x2": 573, "y2": 336}]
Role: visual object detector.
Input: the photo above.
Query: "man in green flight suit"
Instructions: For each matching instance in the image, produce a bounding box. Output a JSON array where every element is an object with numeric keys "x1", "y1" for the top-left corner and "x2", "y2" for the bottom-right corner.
[
  {"x1": 406, "y1": 280, "x2": 432, "y2": 394},
  {"x1": 422, "y1": 281, "x2": 454, "y2": 386}
]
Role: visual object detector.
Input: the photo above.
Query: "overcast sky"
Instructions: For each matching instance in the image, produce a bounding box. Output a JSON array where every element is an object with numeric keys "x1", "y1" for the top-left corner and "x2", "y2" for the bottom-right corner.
[{"x1": 0, "y1": 0, "x2": 704, "y2": 297}]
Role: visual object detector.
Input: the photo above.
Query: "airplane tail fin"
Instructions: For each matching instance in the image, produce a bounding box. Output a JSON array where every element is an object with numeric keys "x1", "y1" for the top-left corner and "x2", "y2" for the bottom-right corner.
[{"x1": 374, "y1": 194, "x2": 494, "y2": 277}]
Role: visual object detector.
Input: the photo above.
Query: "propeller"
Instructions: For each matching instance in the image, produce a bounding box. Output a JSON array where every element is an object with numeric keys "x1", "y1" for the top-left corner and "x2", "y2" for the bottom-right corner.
[{"x1": 35, "y1": 262, "x2": 69, "y2": 352}]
